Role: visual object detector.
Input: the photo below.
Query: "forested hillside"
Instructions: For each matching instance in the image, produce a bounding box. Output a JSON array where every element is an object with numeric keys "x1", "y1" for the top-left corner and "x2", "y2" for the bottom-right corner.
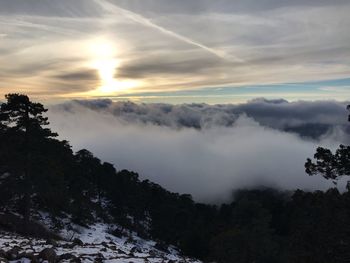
[{"x1": 1, "y1": 94, "x2": 350, "y2": 263}]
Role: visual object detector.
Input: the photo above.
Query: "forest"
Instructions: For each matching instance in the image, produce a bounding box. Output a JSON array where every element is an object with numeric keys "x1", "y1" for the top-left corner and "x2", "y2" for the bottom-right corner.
[{"x1": 1, "y1": 93, "x2": 350, "y2": 263}]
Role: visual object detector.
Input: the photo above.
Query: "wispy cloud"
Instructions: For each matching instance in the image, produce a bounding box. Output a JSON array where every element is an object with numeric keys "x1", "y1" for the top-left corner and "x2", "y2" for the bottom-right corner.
[
  {"x1": 319, "y1": 86, "x2": 350, "y2": 92},
  {"x1": 93, "y1": 0, "x2": 242, "y2": 62},
  {"x1": 0, "y1": 0, "x2": 349, "y2": 101}
]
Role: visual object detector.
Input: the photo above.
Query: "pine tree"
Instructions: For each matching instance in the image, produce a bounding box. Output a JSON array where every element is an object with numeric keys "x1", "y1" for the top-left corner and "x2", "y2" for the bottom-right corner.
[
  {"x1": 305, "y1": 104, "x2": 350, "y2": 188},
  {"x1": 0, "y1": 94, "x2": 58, "y2": 223}
]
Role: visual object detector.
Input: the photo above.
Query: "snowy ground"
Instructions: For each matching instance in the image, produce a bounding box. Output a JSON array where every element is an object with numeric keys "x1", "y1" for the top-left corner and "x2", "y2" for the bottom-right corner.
[{"x1": 0, "y1": 223, "x2": 201, "y2": 263}]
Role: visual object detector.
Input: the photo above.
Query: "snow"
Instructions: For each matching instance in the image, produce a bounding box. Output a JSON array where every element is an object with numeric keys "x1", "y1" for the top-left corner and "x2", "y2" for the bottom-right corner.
[{"x1": 0, "y1": 222, "x2": 202, "y2": 263}]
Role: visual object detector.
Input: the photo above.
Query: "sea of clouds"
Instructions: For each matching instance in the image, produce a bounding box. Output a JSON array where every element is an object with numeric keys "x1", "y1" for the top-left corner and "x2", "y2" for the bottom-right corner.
[{"x1": 48, "y1": 99, "x2": 349, "y2": 202}]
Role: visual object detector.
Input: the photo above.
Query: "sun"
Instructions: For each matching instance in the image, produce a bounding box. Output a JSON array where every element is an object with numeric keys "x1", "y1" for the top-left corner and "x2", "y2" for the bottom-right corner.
[
  {"x1": 93, "y1": 59, "x2": 119, "y2": 93},
  {"x1": 88, "y1": 39, "x2": 138, "y2": 94}
]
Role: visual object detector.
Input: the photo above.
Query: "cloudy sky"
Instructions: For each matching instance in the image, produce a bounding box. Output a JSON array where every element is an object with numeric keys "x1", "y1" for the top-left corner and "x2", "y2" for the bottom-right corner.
[
  {"x1": 1, "y1": 0, "x2": 349, "y2": 103},
  {"x1": 1, "y1": 1, "x2": 349, "y2": 201}
]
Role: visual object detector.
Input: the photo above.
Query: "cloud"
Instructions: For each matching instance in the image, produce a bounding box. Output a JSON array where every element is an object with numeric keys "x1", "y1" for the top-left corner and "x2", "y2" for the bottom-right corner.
[
  {"x1": 59, "y1": 99, "x2": 350, "y2": 140},
  {"x1": 0, "y1": 0, "x2": 104, "y2": 17},
  {"x1": 48, "y1": 99, "x2": 349, "y2": 202},
  {"x1": 110, "y1": 0, "x2": 350, "y2": 15},
  {"x1": 319, "y1": 86, "x2": 350, "y2": 92},
  {"x1": 53, "y1": 69, "x2": 99, "y2": 81},
  {"x1": 117, "y1": 55, "x2": 225, "y2": 79},
  {"x1": 1, "y1": 0, "x2": 350, "y2": 99},
  {"x1": 93, "y1": 0, "x2": 240, "y2": 62}
]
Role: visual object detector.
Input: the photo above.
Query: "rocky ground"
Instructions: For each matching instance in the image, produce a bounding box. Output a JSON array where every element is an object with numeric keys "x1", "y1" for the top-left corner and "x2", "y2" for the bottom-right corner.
[{"x1": 0, "y1": 223, "x2": 201, "y2": 263}]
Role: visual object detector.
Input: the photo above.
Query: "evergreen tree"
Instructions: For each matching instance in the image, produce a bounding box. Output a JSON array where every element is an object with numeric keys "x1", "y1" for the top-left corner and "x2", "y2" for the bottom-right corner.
[
  {"x1": 0, "y1": 94, "x2": 58, "y2": 223},
  {"x1": 305, "y1": 105, "x2": 350, "y2": 187}
]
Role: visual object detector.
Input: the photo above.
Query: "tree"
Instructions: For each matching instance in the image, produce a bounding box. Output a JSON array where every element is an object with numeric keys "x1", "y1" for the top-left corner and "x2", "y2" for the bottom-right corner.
[
  {"x1": 305, "y1": 105, "x2": 350, "y2": 188},
  {"x1": 0, "y1": 94, "x2": 58, "y2": 223},
  {"x1": 305, "y1": 145, "x2": 350, "y2": 185},
  {"x1": 0, "y1": 94, "x2": 57, "y2": 138}
]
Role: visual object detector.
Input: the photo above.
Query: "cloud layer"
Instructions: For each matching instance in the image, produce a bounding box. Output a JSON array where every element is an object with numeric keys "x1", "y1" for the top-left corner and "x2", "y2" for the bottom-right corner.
[
  {"x1": 48, "y1": 99, "x2": 349, "y2": 202},
  {"x1": 58, "y1": 98, "x2": 350, "y2": 140}
]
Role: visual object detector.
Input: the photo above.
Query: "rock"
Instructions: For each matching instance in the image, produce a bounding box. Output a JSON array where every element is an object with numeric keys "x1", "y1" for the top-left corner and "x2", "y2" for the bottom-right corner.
[
  {"x1": 62, "y1": 243, "x2": 75, "y2": 249},
  {"x1": 46, "y1": 239, "x2": 58, "y2": 247},
  {"x1": 94, "y1": 253, "x2": 104, "y2": 263},
  {"x1": 155, "y1": 242, "x2": 169, "y2": 252},
  {"x1": 100, "y1": 247, "x2": 107, "y2": 252},
  {"x1": 0, "y1": 250, "x2": 6, "y2": 259},
  {"x1": 126, "y1": 237, "x2": 134, "y2": 243},
  {"x1": 109, "y1": 245, "x2": 117, "y2": 251},
  {"x1": 59, "y1": 253, "x2": 76, "y2": 261},
  {"x1": 101, "y1": 241, "x2": 108, "y2": 247},
  {"x1": 69, "y1": 257, "x2": 81, "y2": 263},
  {"x1": 0, "y1": 257, "x2": 9, "y2": 263},
  {"x1": 72, "y1": 238, "x2": 84, "y2": 246},
  {"x1": 96, "y1": 253, "x2": 104, "y2": 258},
  {"x1": 19, "y1": 252, "x2": 38, "y2": 263},
  {"x1": 117, "y1": 249, "x2": 125, "y2": 254},
  {"x1": 110, "y1": 228, "x2": 123, "y2": 238},
  {"x1": 38, "y1": 248, "x2": 56, "y2": 263},
  {"x1": 6, "y1": 246, "x2": 21, "y2": 260},
  {"x1": 149, "y1": 250, "x2": 157, "y2": 257},
  {"x1": 130, "y1": 246, "x2": 142, "y2": 254}
]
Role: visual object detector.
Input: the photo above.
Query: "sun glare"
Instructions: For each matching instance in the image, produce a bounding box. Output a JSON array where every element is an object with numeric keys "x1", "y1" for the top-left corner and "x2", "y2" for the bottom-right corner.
[{"x1": 88, "y1": 39, "x2": 138, "y2": 94}]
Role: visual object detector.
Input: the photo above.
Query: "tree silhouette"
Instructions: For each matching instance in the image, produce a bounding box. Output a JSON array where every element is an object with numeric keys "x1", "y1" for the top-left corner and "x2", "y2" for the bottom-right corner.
[
  {"x1": 0, "y1": 94, "x2": 58, "y2": 223},
  {"x1": 305, "y1": 105, "x2": 350, "y2": 188}
]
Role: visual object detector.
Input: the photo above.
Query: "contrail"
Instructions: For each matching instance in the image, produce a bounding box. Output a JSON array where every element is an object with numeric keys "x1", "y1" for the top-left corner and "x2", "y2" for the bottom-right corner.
[{"x1": 93, "y1": 0, "x2": 243, "y2": 63}]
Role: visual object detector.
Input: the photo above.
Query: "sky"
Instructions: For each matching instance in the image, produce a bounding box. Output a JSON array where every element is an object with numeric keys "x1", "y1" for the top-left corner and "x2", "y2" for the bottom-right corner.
[{"x1": 0, "y1": 0, "x2": 349, "y2": 103}]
